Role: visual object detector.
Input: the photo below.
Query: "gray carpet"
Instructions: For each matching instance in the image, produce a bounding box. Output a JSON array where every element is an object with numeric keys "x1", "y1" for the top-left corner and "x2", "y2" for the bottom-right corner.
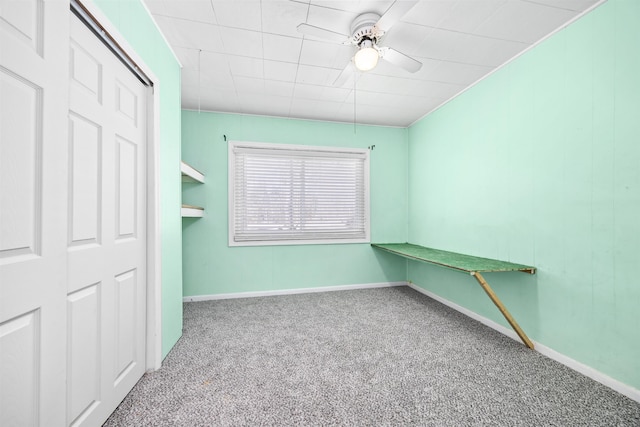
[{"x1": 105, "y1": 286, "x2": 640, "y2": 426}]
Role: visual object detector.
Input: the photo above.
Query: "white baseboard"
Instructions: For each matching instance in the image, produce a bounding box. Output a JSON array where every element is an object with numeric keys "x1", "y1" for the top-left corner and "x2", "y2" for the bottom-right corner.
[
  {"x1": 183, "y1": 281, "x2": 407, "y2": 302},
  {"x1": 407, "y1": 282, "x2": 640, "y2": 404}
]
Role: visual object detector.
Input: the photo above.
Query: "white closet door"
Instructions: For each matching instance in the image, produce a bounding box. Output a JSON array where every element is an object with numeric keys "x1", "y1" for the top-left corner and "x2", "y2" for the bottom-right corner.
[
  {"x1": 66, "y1": 14, "x2": 148, "y2": 427},
  {"x1": 0, "y1": 1, "x2": 69, "y2": 426},
  {"x1": 1, "y1": 4, "x2": 149, "y2": 426}
]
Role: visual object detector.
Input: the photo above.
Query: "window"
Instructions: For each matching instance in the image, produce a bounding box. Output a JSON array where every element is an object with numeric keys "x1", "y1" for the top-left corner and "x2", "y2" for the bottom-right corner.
[{"x1": 229, "y1": 141, "x2": 370, "y2": 246}]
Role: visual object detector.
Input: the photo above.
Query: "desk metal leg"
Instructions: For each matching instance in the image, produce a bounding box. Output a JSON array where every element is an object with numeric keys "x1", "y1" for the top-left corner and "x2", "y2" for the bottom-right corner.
[{"x1": 472, "y1": 272, "x2": 534, "y2": 349}]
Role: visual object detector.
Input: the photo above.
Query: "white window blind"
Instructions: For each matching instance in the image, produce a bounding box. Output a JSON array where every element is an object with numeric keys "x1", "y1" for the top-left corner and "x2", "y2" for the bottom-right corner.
[{"x1": 229, "y1": 141, "x2": 370, "y2": 246}]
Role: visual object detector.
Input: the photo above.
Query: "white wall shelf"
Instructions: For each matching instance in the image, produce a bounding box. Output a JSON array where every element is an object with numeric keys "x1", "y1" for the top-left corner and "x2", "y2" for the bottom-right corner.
[
  {"x1": 181, "y1": 161, "x2": 205, "y2": 217},
  {"x1": 181, "y1": 161, "x2": 205, "y2": 183},
  {"x1": 181, "y1": 204, "x2": 204, "y2": 218}
]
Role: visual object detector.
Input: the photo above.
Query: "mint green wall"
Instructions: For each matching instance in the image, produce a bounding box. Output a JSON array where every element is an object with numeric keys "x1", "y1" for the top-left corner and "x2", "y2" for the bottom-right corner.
[
  {"x1": 408, "y1": 0, "x2": 639, "y2": 390},
  {"x1": 181, "y1": 111, "x2": 407, "y2": 297},
  {"x1": 92, "y1": 0, "x2": 183, "y2": 358}
]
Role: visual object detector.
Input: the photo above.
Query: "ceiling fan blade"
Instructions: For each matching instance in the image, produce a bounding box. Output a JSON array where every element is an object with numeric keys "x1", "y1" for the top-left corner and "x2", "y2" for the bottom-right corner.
[
  {"x1": 375, "y1": 0, "x2": 418, "y2": 33},
  {"x1": 333, "y1": 62, "x2": 356, "y2": 87},
  {"x1": 297, "y1": 23, "x2": 349, "y2": 44},
  {"x1": 379, "y1": 47, "x2": 422, "y2": 73}
]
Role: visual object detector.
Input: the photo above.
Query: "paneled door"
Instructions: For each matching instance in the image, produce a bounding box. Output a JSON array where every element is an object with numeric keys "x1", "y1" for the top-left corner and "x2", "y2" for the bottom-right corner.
[
  {"x1": 1, "y1": 3, "x2": 149, "y2": 426},
  {"x1": 66, "y1": 12, "x2": 148, "y2": 427},
  {"x1": 1, "y1": 1, "x2": 70, "y2": 425}
]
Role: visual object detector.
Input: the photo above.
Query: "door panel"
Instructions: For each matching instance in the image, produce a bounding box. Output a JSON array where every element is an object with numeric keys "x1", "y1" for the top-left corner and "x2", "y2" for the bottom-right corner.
[
  {"x1": 66, "y1": 284, "x2": 101, "y2": 425},
  {"x1": 69, "y1": 39, "x2": 102, "y2": 101},
  {"x1": 68, "y1": 112, "x2": 102, "y2": 246},
  {"x1": 116, "y1": 136, "x2": 138, "y2": 238},
  {"x1": 0, "y1": 310, "x2": 40, "y2": 426},
  {"x1": 0, "y1": 0, "x2": 43, "y2": 55},
  {"x1": 1, "y1": 0, "x2": 69, "y2": 426},
  {"x1": 114, "y1": 269, "x2": 137, "y2": 381},
  {"x1": 0, "y1": 69, "x2": 41, "y2": 260},
  {"x1": 66, "y1": 14, "x2": 147, "y2": 427}
]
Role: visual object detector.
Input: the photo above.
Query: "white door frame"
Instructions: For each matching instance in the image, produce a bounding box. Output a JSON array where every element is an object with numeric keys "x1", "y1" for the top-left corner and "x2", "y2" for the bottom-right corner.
[{"x1": 77, "y1": 0, "x2": 164, "y2": 370}]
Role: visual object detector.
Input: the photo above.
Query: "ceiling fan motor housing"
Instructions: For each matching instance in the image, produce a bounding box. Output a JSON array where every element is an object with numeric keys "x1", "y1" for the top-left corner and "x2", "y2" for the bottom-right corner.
[{"x1": 350, "y1": 12, "x2": 383, "y2": 45}]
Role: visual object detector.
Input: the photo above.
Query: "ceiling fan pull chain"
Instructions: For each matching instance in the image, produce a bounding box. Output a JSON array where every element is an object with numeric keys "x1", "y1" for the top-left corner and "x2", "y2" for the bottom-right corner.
[
  {"x1": 198, "y1": 49, "x2": 202, "y2": 114},
  {"x1": 353, "y1": 71, "x2": 356, "y2": 134}
]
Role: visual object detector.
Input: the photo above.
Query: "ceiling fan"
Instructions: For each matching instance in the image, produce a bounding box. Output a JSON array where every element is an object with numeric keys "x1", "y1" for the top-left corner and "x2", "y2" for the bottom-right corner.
[{"x1": 297, "y1": 1, "x2": 422, "y2": 86}]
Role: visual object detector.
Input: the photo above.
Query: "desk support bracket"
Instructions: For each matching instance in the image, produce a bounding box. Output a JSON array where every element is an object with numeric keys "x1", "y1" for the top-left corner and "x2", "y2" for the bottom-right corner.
[{"x1": 472, "y1": 272, "x2": 534, "y2": 349}]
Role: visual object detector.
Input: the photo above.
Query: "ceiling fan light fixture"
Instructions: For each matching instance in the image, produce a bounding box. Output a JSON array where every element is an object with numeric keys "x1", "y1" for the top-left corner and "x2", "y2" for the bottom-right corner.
[{"x1": 354, "y1": 39, "x2": 379, "y2": 71}]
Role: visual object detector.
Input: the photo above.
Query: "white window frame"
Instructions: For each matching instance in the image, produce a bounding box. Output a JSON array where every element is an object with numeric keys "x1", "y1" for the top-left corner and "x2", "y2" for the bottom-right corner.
[{"x1": 228, "y1": 141, "x2": 370, "y2": 247}]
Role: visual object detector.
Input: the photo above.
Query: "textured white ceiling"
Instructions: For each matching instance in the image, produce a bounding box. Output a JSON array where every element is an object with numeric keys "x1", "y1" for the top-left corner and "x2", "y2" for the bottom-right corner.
[{"x1": 143, "y1": 0, "x2": 603, "y2": 127}]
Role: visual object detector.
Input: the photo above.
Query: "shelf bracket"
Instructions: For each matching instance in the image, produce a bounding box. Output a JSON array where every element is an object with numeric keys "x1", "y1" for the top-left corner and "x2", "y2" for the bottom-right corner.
[{"x1": 471, "y1": 272, "x2": 534, "y2": 349}]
